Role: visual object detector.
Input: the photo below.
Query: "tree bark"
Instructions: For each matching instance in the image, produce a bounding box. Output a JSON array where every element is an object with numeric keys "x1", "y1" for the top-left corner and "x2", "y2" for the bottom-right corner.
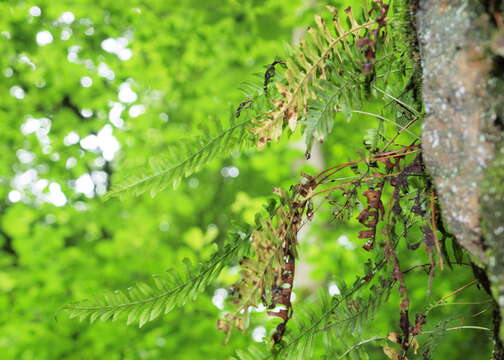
[{"x1": 415, "y1": 0, "x2": 504, "y2": 352}]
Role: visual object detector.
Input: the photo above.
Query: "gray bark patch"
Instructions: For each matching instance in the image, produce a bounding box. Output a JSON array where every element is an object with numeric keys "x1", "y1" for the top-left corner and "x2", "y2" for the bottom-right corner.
[{"x1": 416, "y1": 0, "x2": 499, "y2": 262}]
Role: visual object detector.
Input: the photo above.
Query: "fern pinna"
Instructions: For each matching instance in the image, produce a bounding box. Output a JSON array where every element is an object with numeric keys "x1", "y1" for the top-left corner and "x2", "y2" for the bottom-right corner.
[
  {"x1": 63, "y1": 1, "x2": 490, "y2": 358},
  {"x1": 63, "y1": 231, "x2": 251, "y2": 327}
]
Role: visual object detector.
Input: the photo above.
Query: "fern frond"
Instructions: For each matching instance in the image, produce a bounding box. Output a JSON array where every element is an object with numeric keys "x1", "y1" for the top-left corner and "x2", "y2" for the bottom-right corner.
[
  {"x1": 233, "y1": 260, "x2": 391, "y2": 360},
  {"x1": 254, "y1": 6, "x2": 377, "y2": 148},
  {"x1": 218, "y1": 189, "x2": 301, "y2": 338},
  {"x1": 304, "y1": 83, "x2": 338, "y2": 151},
  {"x1": 105, "y1": 117, "x2": 253, "y2": 199},
  {"x1": 63, "y1": 231, "x2": 250, "y2": 327},
  {"x1": 303, "y1": 70, "x2": 363, "y2": 151},
  {"x1": 279, "y1": 277, "x2": 392, "y2": 360}
]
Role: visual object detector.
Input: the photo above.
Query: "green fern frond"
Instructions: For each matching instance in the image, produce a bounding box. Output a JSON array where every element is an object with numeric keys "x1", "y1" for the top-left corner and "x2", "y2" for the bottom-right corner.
[
  {"x1": 303, "y1": 68, "x2": 364, "y2": 152},
  {"x1": 105, "y1": 116, "x2": 253, "y2": 199},
  {"x1": 279, "y1": 278, "x2": 391, "y2": 360},
  {"x1": 304, "y1": 83, "x2": 338, "y2": 151},
  {"x1": 62, "y1": 231, "x2": 250, "y2": 327},
  {"x1": 233, "y1": 264, "x2": 391, "y2": 360}
]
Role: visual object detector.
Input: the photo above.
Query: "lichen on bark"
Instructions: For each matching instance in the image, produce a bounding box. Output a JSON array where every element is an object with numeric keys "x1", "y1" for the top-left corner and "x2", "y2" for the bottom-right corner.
[
  {"x1": 416, "y1": 0, "x2": 500, "y2": 262},
  {"x1": 482, "y1": 144, "x2": 504, "y2": 325},
  {"x1": 416, "y1": 0, "x2": 504, "y2": 347}
]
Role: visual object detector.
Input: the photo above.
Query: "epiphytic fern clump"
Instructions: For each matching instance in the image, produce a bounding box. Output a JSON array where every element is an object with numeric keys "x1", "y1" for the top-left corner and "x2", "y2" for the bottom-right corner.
[{"x1": 63, "y1": 1, "x2": 494, "y2": 358}]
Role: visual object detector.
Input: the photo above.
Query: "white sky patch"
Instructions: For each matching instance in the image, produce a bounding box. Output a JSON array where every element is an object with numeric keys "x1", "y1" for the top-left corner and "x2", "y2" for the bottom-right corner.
[
  {"x1": 221, "y1": 166, "x2": 239, "y2": 178},
  {"x1": 80, "y1": 76, "x2": 93, "y2": 88},
  {"x1": 252, "y1": 326, "x2": 266, "y2": 343},
  {"x1": 61, "y1": 27, "x2": 72, "y2": 41},
  {"x1": 91, "y1": 171, "x2": 105, "y2": 185},
  {"x1": 101, "y1": 37, "x2": 132, "y2": 61},
  {"x1": 80, "y1": 134, "x2": 99, "y2": 151},
  {"x1": 67, "y1": 45, "x2": 80, "y2": 63},
  {"x1": 337, "y1": 235, "x2": 356, "y2": 250},
  {"x1": 64, "y1": 131, "x2": 80, "y2": 146},
  {"x1": 35, "y1": 118, "x2": 52, "y2": 152},
  {"x1": 84, "y1": 27, "x2": 94, "y2": 36},
  {"x1": 98, "y1": 62, "x2": 115, "y2": 80},
  {"x1": 91, "y1": 170, "x2": 108, "y2": 195},
  {"x1": 10, "y1": 85, "x2": 25, "y2": 100},
  {"x1": 48, "y1": 182, "x2": 67, "y2": 206},
  {"x1": 212, "y1": 288, "x2": 228, "y2": 310},
  {"x1": 33, "y1": 179, "x2": 48, "y2": 194},
  {"x1": 118, "y1": 48, "x2": 132, "y2": 61},
  {"x1": 58, "y1": 11, "x2": 75, "y2": 24},
  {"x1": 75, "y1": 173, "x2": 94, "y2": 197},
  {"x1": 21, "y1": 117, "x2": 40, "y2": 135},
  {"x1": 66, "y1": 157, "x2": 77, "y2": 169},
  {"x1": 17, "y1": 149, "x2": 35, "y2": 164},
  {"x1": 109, "y1": 102, "x2": 125, "y2": 127},
  {"x1": 97, "y1": 124, "x2": 120, "y2": 160},
  {"x1": 12, "y1": 169, "x2": 38, "y2": 190},
  {"x1": 328, "y1": 282, "x2": 341, "y2": 296},
  {"x1": 118, "y1": 82, "x2": 137, "y2": 103},
  {"x1": 94, "y1": 157, "x2": 105, "y2": 167},
  {"x1": 29, "y1": 6, "x2": 41, "y2": 17},
  {"x1": 84, "y1": 60, "x2": 94, "y2": 72},
  {"x1": 81, "y1": 109, "x2": 93, "y2": 118},
  {"x1": 8, "y1": 190, "x2": 22, "y2": 203},
  {"x1": 19, "y1": 55, "x2": 36, "y2": 70},
  {"x1": 36, "y1": 30, "x2": 53, "y2": 46},
  {"x1": 128, "y1": 104, "x2": 145, "y2": 118}
]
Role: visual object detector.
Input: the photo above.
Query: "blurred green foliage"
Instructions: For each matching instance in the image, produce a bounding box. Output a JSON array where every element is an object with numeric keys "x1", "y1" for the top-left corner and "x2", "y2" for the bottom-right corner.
[{"x1": 0, "y1": 0, "x2": 495, "y2": 359}]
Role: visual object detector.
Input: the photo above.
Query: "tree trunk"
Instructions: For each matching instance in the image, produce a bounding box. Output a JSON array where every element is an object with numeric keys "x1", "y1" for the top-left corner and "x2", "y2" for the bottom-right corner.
[{"x1": 415, "y1": 0, "x2": 504, "y2": 354}]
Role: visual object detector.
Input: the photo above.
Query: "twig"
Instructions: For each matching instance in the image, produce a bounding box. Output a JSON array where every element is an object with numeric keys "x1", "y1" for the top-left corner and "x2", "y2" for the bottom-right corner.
[
  {"x1": 307, "y1": 172, "x2": 401, "y2": 200},
  {"x1": 315, "y1": 148, "x2": 421, "y2": 185},
  {"x1": 439, "y1": 280, "x2": 477, "y2": 303}
]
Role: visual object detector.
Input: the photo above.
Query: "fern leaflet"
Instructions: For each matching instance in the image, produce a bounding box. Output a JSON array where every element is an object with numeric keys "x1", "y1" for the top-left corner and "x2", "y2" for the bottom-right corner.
[
  {"x1": 251, "y1": 6, "x2": 377, "y2": 149},
  {"x1": 105, "y1": 117, "x2": 253, "y2": 199},
  {"x1": 62, "y1": 231, "x2": 250, "y2": 327}
]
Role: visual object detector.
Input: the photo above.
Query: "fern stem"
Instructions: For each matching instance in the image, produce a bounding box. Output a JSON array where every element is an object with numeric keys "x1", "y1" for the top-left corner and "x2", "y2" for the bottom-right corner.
[
  {"x1": 313, "y1": 145, "x2": 420, "y2": 183},
  {"x1": 308, "y1": 172, "x2": 402, "y2": 200}
]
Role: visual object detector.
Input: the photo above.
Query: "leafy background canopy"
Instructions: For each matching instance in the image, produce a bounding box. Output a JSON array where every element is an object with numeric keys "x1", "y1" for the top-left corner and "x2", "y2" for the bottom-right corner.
[{"x1": 0, "y1": 0, "x2": 494, "y2": 359}]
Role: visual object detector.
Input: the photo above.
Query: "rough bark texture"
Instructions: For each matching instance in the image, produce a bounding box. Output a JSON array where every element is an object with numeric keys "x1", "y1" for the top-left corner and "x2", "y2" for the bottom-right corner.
[
  {"x1": 416, "y1": 0, "x2": 499, "y2": 263},
  {"x1": 416, "y1": 0, "x2": 504, "y2": 345}
]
